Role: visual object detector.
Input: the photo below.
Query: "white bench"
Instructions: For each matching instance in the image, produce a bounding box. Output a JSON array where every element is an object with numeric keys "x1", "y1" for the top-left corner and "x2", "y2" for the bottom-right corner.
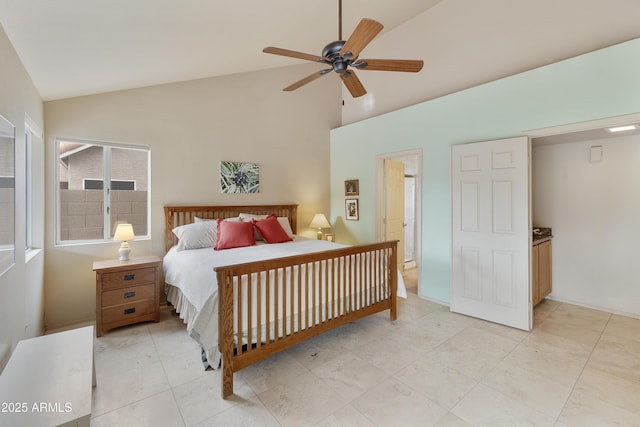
[{"x1": 0, "y1": 326, "x2": 95, "y2": 427}]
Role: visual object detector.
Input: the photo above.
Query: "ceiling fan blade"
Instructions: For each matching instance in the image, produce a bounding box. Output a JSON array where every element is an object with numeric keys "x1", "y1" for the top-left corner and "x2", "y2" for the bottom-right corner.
[
  {"x1": 356, "y1": 59, "x2": 424, "y2": 72},
  {"x1": 263, "y1": 47, "x2": 325, "y2": 63},
  {"x1": 283, "y1": 69, "x2": 332, "y2": 92},
  {"x1": 340, "y1": 71, "x2": 367, "y2": 98},
  {"x1": 340, "y1": 18, "x2": 383, "y2": 59}
]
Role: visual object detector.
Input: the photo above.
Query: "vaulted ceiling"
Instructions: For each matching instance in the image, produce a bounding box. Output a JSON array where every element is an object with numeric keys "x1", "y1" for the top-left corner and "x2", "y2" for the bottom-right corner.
[
  {"x1": 0, "y1": 0, "x2": 443, "y2": 101},
  {"x1": 3, "y1": 0, "x2": 640, "y2": 127}
]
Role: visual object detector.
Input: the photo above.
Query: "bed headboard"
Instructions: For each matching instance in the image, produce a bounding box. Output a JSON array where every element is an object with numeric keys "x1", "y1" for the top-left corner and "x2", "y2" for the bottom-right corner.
[{"x1": 164, "y1": 204, "x2": 298, "y2": 252}]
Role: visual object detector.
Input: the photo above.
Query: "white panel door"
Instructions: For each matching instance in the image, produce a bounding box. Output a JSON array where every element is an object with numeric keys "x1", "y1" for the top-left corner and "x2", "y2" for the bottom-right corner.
[
  {"x1": 385, "y1": 159, "x2": 405, "y2": 273},
  {"x1": 451, "y1": 137, "x2": 531, "y2": 330}
]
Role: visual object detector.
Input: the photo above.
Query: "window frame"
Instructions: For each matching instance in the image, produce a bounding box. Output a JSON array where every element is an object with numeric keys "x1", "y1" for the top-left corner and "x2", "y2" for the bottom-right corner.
[
  {"x1": 25, "y1": 128, "x2": 32, "y2": 252},
  {"x1": 24, "y1": 115, "x2": 43, "y2": 260},
  {"x1": 55, "y1": 138, "x2": 151, "y2": 245},
  {"x1": 0, "y1": 114, "x2": 15, "y2": 276}
]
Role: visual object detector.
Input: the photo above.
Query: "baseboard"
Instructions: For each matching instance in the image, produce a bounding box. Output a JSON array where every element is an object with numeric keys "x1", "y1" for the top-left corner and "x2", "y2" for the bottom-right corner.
[
  {"x1": 546, "y1": 296, "x2": 640, "y2": 320},
  {"x1": 416, "y1": 293, "x2": 450, "y2": 308}
]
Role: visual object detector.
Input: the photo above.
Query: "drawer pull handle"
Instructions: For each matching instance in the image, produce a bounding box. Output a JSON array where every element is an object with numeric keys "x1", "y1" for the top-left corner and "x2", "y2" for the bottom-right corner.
[
  {"x1": 124, "y1": 274, "x2": 135, "y2": 281},
  {"x1": 124, "y1": 291, "x2": 136, "y2": 299},
  {"x1": 124, "y1": 307, "x2": 136, "y2": 315}
]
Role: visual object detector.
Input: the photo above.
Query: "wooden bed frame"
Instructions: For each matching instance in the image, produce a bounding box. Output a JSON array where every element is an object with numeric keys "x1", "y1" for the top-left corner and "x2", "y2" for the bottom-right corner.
[{"x1": 164, "y1": 204, "x2": 398, "y2": 399}]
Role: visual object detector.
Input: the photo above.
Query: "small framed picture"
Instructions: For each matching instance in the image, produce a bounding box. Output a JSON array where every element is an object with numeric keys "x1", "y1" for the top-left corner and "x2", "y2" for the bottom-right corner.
[
  {"x1": 344, "y1": 179, "x2": 359, "y2": 196},
  {"x1": 324, "y1": 233, "x2": 335, "y2": 242},
  {"x1": 345, "y1": 198, "x2": 359, "y2": 221}
]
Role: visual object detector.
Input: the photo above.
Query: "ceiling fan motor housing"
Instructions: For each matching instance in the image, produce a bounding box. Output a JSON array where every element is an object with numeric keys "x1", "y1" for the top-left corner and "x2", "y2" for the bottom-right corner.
[{"x1": 322, "y1": 40, "x2": 350, "y2": 74}]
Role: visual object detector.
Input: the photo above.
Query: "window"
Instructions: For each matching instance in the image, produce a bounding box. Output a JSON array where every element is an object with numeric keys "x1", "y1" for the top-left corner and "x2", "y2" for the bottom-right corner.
[
  {"x1": 0, "y1": 114, "x2": 15, "y2": 274},
  {"x1": 56, "y1": 139, "x2": 150, "y2": 243},
  {"x1": 25, "y1": 116, "x2": 44, "y2": 256},
  {"x1": 83, "y1": 179, "x2": 135, "y2": 191},
  {"x1": 0, "y1": 177, "x2": 14, "y2": 188},
  {"x1": 25, "y1": 128, "x2": 32, "y2": 251}
]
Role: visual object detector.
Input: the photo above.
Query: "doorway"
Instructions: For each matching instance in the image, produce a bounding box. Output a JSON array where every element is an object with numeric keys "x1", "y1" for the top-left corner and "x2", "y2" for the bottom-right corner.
[
  {"x1": 528, "y1": 113, "x2": 640, "y2": 319},
  {"x1": 377, "y1": 149, "x2": 422, "y2": 295},
  {"x1": 404, "y1": 175, "x2": 416, "y2": 267}
]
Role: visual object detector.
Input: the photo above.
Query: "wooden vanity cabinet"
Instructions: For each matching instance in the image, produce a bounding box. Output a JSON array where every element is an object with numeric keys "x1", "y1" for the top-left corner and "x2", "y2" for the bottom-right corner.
[{"x1": 533, "y1": 239, "x2": 552, "y2": 306}]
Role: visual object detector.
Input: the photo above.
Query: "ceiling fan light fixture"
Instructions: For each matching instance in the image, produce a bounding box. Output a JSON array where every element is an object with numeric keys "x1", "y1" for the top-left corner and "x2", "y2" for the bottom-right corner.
[{"x1": 333, "y1": 61, "x2": 348, "y2": 74}]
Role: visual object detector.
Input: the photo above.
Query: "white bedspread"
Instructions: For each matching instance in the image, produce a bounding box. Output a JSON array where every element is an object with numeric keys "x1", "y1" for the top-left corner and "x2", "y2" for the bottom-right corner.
[{"x1": 163, "y1": 236, "x2": 406, "y2": 366}]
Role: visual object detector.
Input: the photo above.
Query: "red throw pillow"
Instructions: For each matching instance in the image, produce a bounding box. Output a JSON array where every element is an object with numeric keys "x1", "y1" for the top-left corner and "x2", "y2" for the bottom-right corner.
[
  {"x1": 214, "y1": 219, "x2": 256, "y2": 250},
  {"x1": 252, "y1": 214, "x2": 293, "y2": 244}
]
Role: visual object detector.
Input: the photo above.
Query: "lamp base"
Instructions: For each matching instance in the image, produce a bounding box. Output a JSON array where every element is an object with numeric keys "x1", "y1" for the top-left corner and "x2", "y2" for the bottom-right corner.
[
  {"x1": 316, "y1": 230, "x2": 323, "y2": 240},
  {"x1": 119, "y1": 242, "x2": 131, "y2": 261}
]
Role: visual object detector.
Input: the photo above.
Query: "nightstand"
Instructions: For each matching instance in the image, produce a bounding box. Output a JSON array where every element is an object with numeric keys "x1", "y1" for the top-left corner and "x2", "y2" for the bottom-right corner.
[{"x1": 93, "y1": 255, "x2": 162, "y2": 337}]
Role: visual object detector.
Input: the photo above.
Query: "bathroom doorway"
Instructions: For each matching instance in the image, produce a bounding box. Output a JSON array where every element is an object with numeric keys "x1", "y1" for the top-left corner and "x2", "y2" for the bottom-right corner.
[{"x1": 377, "y1": 149, "x2": 421, "y2": 294}]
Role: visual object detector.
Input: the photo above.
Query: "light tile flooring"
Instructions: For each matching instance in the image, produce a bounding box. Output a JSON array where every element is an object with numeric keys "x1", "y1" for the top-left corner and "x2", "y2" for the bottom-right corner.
[{"x1": 91, "y1": 293, "x2": 640, "y2": 426}]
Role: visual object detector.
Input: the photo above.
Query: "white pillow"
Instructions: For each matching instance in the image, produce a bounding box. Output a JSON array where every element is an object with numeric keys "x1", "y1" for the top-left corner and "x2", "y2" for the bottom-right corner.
[
  {"x1": 277, "y1": 217, "x2": 295, "y2": 238},
  {"x1": 238, "y1": 213, "x2": 295, "y2": 239},
  {"x1": 238, "y1": 213, "x2": 267, "y2": 221},
  {"x1": 239, "y1": 213, "x2": 268, "y2": 240},
  {"x1": 172, "y1": 221, "x2": 217, "y2": 251},
  {"x1": 194, "y1": 216, "x2": 241, "y2": 223},
  {"x1": 193, "y1": 216, "x2": 214, "y2": 222}
]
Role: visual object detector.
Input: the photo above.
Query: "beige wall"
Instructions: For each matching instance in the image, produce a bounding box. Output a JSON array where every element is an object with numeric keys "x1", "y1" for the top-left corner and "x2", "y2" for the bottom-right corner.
[
  {"x1": 0, "y1": 24, "x2": 45, "y2": 370},
  {"x1": 43, "y1": 64, "x2": 341, "y2": 330}
]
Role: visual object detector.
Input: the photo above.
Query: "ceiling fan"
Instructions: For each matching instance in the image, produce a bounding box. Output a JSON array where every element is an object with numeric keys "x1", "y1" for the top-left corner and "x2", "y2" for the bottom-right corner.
[{"x1": 262, "y1": 0, "x2": 424, "y2": 98}]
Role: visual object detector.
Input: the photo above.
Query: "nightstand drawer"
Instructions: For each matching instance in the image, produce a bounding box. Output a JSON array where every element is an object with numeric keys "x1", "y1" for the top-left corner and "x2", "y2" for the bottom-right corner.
[
  {"x1": 101, "y1": 267, "x2": 156, "y2": 290},
  {"x1": 102, "y1": 299, "x2": 156, "y2": 324},
  {"x1": 102, "y1": 283, "x2": 155, "y2": 307}
]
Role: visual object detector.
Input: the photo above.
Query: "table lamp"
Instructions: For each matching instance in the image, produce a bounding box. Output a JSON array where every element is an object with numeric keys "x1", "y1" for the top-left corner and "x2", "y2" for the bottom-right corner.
[
  {"x1": 309, "y1": 214, "x2": 331, "y2": 240},
  {"x1": 114, "y1": 223, "x2": 135, "y2": 261}
]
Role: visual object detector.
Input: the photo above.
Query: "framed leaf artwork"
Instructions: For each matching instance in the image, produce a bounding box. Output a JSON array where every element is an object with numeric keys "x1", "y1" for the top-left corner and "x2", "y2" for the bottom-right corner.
[{"x1": 220, "y1": 161, "x2": 260, "y2": 194}]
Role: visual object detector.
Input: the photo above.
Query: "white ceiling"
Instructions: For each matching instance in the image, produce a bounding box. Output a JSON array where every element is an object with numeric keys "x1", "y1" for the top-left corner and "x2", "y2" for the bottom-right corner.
[{"x1": 0, "y1": 0, "x2": 443, "y2": 101}]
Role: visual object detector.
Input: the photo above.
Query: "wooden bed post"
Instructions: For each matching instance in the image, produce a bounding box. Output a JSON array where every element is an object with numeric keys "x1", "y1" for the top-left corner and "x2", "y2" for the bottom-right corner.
[
  {"x1": 217, "y1": 270, "x2": 235, "y2": 399},
  {"x1": 164, "y1": 207, "x2": 174, "y2": 252},
  {"x1": 390, "y1": 241, "x2": 398, "y2": 321}
]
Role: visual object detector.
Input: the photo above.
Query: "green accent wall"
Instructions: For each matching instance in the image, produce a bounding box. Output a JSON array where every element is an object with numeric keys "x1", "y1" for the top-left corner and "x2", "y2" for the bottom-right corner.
[{"x1": 330, "y1": 38, "x2": 640, "y2": 304}]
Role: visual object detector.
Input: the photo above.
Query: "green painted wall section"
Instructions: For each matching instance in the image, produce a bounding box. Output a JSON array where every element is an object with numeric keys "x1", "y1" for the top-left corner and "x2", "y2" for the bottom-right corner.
[{"x1": 330, "y1": 38, "x2": 640, "y2": 304}]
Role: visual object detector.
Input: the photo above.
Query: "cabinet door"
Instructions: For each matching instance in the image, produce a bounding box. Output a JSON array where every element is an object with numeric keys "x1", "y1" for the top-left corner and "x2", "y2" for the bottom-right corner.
[
  {"x1": 538, "y1": 240, "x2": 552, "y2": 299},
  {"x1": 532, "y1": 244, "x2": 540, "y2": 305}
]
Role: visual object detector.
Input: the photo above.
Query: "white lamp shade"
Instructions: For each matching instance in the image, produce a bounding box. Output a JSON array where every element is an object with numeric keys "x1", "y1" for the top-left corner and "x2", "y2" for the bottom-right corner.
[
  {"x1": 309, "y1": 214, "x2": 331, "y2": 229},
  {"x1": 114, "y1": 223, "x2": 135, "y2": 241}
]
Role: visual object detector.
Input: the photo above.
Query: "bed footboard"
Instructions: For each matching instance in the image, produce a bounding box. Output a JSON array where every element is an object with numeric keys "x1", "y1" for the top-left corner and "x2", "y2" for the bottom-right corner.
[{"x1": 215, "y1": 240, "x2": 398, "y2": 399}]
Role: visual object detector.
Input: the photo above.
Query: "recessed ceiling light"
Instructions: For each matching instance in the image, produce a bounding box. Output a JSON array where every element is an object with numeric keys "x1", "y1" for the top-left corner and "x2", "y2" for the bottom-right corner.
[{"x1": 607, "y1": 125, "x2": 638, "y2": 133}]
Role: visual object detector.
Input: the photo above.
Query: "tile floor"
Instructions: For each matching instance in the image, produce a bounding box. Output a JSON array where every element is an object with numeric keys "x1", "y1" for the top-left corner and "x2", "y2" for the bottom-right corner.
[{"x1": 91, "y1": 292, "x2": 640, "y2": 426}]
